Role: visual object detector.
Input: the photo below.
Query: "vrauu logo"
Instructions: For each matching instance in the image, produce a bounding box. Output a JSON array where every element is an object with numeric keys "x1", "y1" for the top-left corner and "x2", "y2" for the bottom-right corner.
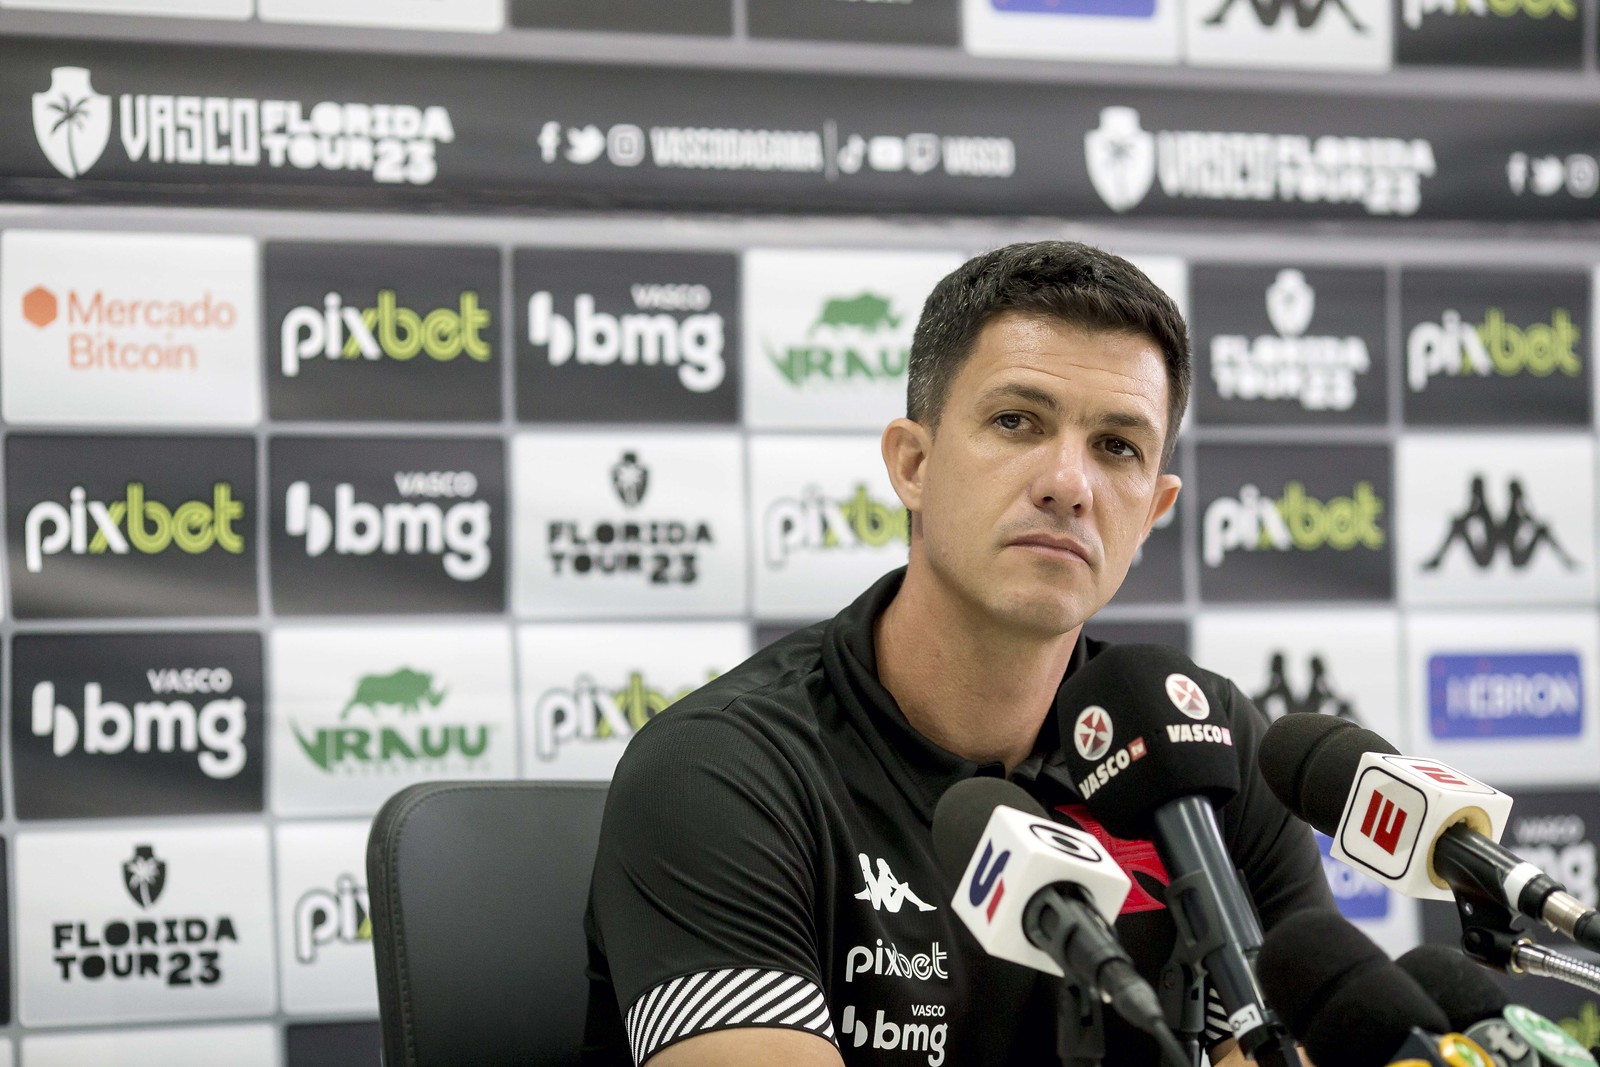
[
  {"x1": 32, "y1": 668, "x2": 247, "y2": 779},
  {"x1": 53, "y1": 844, "x2": 238, "y2": 987},
  {"x1": 19, "y1": 280, "x2": 238, "y2": 374},
  {"x1": 1406, "y1": 306, "x2": 1580, "y2": 393},
  {"x1": 25, "y1": 481, "x2": 246, "y2": 573},
  {"x1": 1428, "y1": 652, "x2": 1583, "y2": 739},
  {"x1": 295, "y1": 874, "x2": 370, "y2": 964},
  {"x1": 1202, "y1": 481, "x2": 1384, "y2": 567},
  {"x1": 765, "y1": 291, "x2": 910, "y2": 387},
  {"x1": 1084, "y1": 106, "x2": 1436, "y2": 217},
  {"x1": 764, "y1": 483, "x2": 908, "y2": 567},
  {"x1": 33, "y1": 66, "x2": 454, "y2": 184},
  {"x1": 526, "y1": 284, "x2": 726, "y2": 392},
  {"x1": 291, "y1": 666, "x2": 491, "y2": 773},
  {"x1": 532, "y1": 670, "x2": 708, "y2": 760},
  {"x1": 279, "y1": 289, "x2": 491, "y2": 378},
  {"x1": 1210, "y1": 270, "x2": 1371, "y2": 412},
  {"x1": 284, "y1": 469, "x2": 491, "y2": 581}
]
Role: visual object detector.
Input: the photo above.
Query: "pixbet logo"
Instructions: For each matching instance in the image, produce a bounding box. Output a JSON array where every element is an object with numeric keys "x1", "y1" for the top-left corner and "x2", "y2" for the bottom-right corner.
[
  {"x1": 279, "y1": 289, "x2": 491, "y2": 378},
  {"x1": 284, "y1": 469, "x2": 491, "y2": 581},
  {"x1": 1404, "y1": 0, "x2": 1574, "y2": 29},
  {"x1": 1406, "y1": 307, "x2": 1580, "y2": 393},
  {"x1": 844, "y1": 940, "x2": 949, "y2": 983},
  {"x1": 532, "y1": 671, "x2": 701, "y2": 760},
  {"x1": 1202, "y1": 481, "x2": 1384, "y2": 567},
  {"x1": 1209, "y1": 270, "x2": 1371, "y2": 412},
  {"x1": 839, "y1": 1005, "x2": 948, "y2": 1067},
  {"x1": 526, "y1": 285, "x2": 726, "y2": 392},
  {"x1": 24, "y1": 481, "x2": 245, "y2": 573},
  {"x1": 31, "y1": 671, "x2": 247, "y2": 780},
  {"x1": 764, "y1": 483, "x2": 908, "y2": 566},
  {"x1": 294, "y1": 874, "x2": 370, "y2": 964}
]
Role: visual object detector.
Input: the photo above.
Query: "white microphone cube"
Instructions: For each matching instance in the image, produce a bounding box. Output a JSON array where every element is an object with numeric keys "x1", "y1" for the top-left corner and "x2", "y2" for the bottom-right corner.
[
  {"x1": 1330, "y1": 752, "x2": 1514, "y2": 901},
  {"x1": 950, "y1": 804, "x2": 1132, "y2": 976}
]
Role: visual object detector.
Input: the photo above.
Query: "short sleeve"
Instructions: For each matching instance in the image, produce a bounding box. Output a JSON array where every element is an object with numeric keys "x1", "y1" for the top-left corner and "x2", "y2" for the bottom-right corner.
[{"x1": 587, "y1": 710, "x2": 836, "y2": 1064}]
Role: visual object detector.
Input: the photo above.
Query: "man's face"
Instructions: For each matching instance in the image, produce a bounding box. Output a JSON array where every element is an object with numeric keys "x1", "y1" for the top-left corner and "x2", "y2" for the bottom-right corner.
[{"x1": 890, "y1": 312, "x2": 1181, "y2": 636}]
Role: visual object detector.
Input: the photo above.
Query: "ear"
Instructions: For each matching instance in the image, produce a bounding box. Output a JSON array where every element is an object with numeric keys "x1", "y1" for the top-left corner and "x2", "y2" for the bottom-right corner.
[
  {"x1": 881, "y1": 418, "x2": 932, "y2": 514},
  {"x1": 1142, "y1": 473, "x2": 1181, "y2": 540}
]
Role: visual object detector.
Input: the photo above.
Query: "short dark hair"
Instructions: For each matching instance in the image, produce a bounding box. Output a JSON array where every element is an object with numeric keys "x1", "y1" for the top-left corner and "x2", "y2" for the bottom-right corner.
[{"x1": 907, "y1": 241, "x2": 1191, "y2": 469}]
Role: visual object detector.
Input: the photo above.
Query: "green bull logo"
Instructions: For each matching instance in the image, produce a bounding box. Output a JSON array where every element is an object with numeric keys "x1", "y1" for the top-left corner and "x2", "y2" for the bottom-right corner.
[
  {"x1": 1202, "y1": 481, "x2": 1385, "y2": 567},
  {"x1": 293, "y1": 666, "x2": 489, "y2": 773},
  {"x1": 533, "y1": 670, "x2": 714, "y2": 760},
  {"x1": 767, "y1": 291, "x2": 910, "y2": 386},
  {"x1": 764, "y1": 484, "x2": 909, "y2": 567}
]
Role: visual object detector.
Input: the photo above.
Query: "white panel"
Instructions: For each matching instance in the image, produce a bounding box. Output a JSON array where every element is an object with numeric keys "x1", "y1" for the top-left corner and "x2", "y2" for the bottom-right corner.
[
  {"x1": 25, "y1": 1026, "x2": 275, "y2": 1067},
  {"x1": 274, "y1": 821, "x2": 377, "y2": 1016},
  {"x1": 259, "y1": 0, "x2": 501, "y2": 31}
]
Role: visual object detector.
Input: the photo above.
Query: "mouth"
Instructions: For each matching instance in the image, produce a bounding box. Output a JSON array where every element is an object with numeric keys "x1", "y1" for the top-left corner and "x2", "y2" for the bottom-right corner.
[{"x1": 1008, "y1": 535, "x2": 1095, "y2": 567}]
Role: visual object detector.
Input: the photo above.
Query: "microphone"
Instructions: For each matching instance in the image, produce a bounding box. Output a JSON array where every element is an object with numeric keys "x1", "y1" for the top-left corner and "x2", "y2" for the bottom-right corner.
[
  {"x1": 1396, "y1": 945, "x2": 1598, "y2": 1067},
  {"x1": 931, "y1": 776, "x2": 1186, "y2": 1066},
  {"x1": 1056, "y1": 644, "x2": 1300, "y2": 1067},
  {"x1": 1257, "y1": 908, "x2": 1482, "y2": 1067},
  {"x1": 1258, "y1": 715, "x2": 1600, "y2": 954}
]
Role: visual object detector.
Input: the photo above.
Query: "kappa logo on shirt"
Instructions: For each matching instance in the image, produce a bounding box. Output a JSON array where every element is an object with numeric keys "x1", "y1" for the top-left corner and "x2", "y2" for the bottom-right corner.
[{"x1": 854, "y1": 853, "x2": 936, "y2": 913}]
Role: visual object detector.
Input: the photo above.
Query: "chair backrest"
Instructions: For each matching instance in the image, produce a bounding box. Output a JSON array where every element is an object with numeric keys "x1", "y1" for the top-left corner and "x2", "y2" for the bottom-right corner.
[{"x1": 368, "y1": 780, "x2": 609, "y2": 1067}]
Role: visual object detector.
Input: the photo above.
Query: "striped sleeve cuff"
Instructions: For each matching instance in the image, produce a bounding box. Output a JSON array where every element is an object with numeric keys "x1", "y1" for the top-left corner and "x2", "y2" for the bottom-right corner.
[
  {"x1": 625, "y1": 967, "x2": 836, "y2": 1065},
  {"x1": 1203, "y1": 984, "x2": 1231, "y2": 1045}
]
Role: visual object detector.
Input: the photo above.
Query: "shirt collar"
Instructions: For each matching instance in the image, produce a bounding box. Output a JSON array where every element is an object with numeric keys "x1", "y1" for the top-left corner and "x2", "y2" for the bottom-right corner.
[{"x1": 822, "y1": 566, "x2": 1088, "y2": 822}]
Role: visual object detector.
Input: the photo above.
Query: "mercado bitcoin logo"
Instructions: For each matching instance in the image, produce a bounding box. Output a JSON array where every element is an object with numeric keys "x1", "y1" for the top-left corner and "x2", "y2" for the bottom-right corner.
[
  {"x1": 1198, "y1": 443, "x2": 1392, "y2": 602},
  {"x1": 1401, "y1": 269, "x2": 1590, "y2": 426},
  {"x1": 266, "y1": 243, "x2": 501, "y2": 421},
  {"x1": 7, "y1": 435, "x2": 258, "y2": 619}
]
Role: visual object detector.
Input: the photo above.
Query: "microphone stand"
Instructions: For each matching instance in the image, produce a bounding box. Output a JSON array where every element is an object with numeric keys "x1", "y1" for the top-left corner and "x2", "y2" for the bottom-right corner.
[{"x1": 1454, "y1": 886, "x2": 1600, "y2": 996}]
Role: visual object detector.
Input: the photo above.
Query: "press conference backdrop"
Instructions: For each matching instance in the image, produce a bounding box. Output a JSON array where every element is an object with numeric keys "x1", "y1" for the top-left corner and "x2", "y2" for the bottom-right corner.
[{"x1": 0, "y1": 0, "x2": 1596, "y2": 1063}]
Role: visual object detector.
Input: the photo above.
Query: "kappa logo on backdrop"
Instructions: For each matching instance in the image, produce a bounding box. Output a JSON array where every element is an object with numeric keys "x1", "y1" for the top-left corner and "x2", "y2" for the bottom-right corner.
[
  {"x1": 294, "y1": 875, "x2": 370, "y2": 964},
  {"x1": 31, "y1": 669, "x2": 248, "y2": 780},
  {"x1": 1202, "y1": 481, "x2": 1385, "y2": 567},
  {"x1": 764, "y1": 483, "x2": 908, "y2": 567},
  {"x1": 291, "y1": 666, "x2": 493, "y2": 773},
  {"x1": 24, "y1": 481, "x2": 246, "y2": 573},
  {"x1": 526, "y1": 283, "x2": 727, "y2": 393},
  {"x1": 532, "y1": 670, "x2": 710, "y2": 760},
  {"x1": 1084, "y1": 106, "x2": 1435, "y2": 216},
  {"x1": 547, "y1": 450, "x2": 713, "y2": 586},
  {"x1": 32, "y1": 65, "x2": 453, "y2": 184},
  {"x1": 1201, "y1": 0, "x2": 1368, "y2": 30},
  {"x1": 278, "y1": 288, "x2": 492, "y2": 378},
  {"x1": 765, "y1": 292, "x2": 910, "y2": 387},
  {"x1": 1428, "y1": 652, "x2": 1583, "y2": 739},
  {"x1": 1252, "y1": 652, "x2": 1360, "y2": 721},
  {"x1": 283, "y1": 469, "x2": 492, "y2": 581},
  {"x1": 1422, "y1": 476, "x2": 1576, "y2": 573},
  {"x1": 1406, "y1": 306, "x2": 1580, "y2": 392},
  {"x1": 53, "y1": 844, "x2": 237, "y2": 986},
  {"x1": 1209, "y1": 270, "x2": 1371, "y2": 412},
  {"x1": 854, "y1": 854, "x2": 936, "y2": 913}
]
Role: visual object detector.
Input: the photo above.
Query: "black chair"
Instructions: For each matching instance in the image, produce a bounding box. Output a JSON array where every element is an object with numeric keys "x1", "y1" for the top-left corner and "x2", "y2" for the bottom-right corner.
[{"x1": 368, "y1": 780, "x2": 609, "y2": 1067}]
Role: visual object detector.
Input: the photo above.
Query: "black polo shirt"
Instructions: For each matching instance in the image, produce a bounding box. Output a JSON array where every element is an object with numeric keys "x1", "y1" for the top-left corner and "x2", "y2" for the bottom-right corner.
[{"x1": 582, "y1": 568, "x2": 1334, "y2": 1066}]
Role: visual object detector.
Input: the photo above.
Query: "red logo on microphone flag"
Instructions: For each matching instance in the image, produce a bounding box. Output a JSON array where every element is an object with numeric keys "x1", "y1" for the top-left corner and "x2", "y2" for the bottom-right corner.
[
  {"x1": 1395, "y1": 758, "x2": 1487, "y2": 792},
  {"x1": 1055, "y1": 803, "x2": 1169, "y2": 914},
  {"x1": 1358, "y1": 791, "x2": 1408, "y2": 855},
  {"x1": 986, "y1": 880, "x2": 1005, "y2": 921}
]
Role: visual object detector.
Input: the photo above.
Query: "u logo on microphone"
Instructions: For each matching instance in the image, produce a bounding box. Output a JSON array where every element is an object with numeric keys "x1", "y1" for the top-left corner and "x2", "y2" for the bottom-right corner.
[{"x1": 967, "y1": 841, "x2": 1010, "y2": 921}]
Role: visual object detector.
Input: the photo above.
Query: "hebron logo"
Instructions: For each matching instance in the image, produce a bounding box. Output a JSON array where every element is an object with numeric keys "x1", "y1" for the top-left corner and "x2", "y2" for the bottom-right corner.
[
  {"x1": 24, "y1": 481, "x2": 246, "y2": 573},
  {"x1": 764, "y1": 484, "x2": 908, "y2": 567},
  {"x1": 1209, "y1": 270, "x2": 1372, "y2": 412},
  {"x1": 839, "y1": 1005, "x2": 948, "y2": 1067},
  {"x1": 844, "y1": 940, "x2": 949, "y2": 983},
  {"x1": 1428, "y1": 652, "x2": 1583, "y2": 739},
  {"x1": 294, "y1": 874, "x2": 370, "y2": 964},
  {"x1": 284, "y1": 470, "x2": 491, "y2": 581},
  {"x1": 967, "y1": 840, "x2": 1010, "y2": 922},
  {"x1": 1202, "y1": 481, "x2": 1384, "y2": 567},
  {"x1": 279, "y1": 289, "x2": 492, "y2": 378},
  {"x1": 1421, "y1": 476, "x2": 1576, "y2": 574},
  {"x1": 765, "y1": 292, "x2": 910, "y2": 387},
  {"x1": 526, "y1": 285, "x2": 726, "y2": 393},
  {"x1": 1406, "y1": 307, "x2": 1580, "y2": 393},
  {"x1": 854, "y1": 854, "x2": 935, "y2": 913},
  {"x1": 991, "y1": 0, "x2": 1157, "y2": 16},
  {"x1": 31, "y1": 676, "x2": 248, "y2": 779}
]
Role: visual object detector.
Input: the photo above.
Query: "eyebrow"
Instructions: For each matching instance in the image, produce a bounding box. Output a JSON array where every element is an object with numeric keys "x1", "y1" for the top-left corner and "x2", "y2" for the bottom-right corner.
[{"x1": 976, "y1": 383, "x2": 1161, "y2": 441}]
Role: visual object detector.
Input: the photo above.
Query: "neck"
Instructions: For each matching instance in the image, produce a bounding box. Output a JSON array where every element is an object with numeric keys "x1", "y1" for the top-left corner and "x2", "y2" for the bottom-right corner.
[{"x1": 874, "y1": 563, "x2": 1080, "y2": 773}]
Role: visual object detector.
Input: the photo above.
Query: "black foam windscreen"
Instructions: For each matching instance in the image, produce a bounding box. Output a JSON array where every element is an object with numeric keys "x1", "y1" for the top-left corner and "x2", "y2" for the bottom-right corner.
[
  {"x1": 1395, "y1": 945, "x2": 1508, "y2": 1032},
  {"x1": 931, "y1": 776, "x2": 1046, "y2": 883},
  {"x1": 1258, "y1": 713, "x2": 1401, "y2": 835},
  {"x1": 1258, "y1": 909, "x2": 1449, "y2": 1067},
  {"x1": 1057, "y1": 644, "x2": 1240, "y2": 839}
]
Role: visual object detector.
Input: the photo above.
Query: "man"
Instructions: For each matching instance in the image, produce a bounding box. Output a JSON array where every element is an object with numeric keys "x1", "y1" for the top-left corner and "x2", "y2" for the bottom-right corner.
[{"x1": 581, "y1": 241, "x2": 1334, "y2": 1066}]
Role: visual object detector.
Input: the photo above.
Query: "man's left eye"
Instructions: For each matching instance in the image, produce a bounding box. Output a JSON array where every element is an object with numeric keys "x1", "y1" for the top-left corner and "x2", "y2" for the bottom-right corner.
[{"x1": 1103, "y1": 438, "x2": 1138, "y2": 457}]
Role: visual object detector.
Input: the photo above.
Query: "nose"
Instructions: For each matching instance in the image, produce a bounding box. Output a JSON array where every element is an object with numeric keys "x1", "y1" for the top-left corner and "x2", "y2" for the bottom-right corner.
[{"x1": 1033, "y1": 438, "x2": 1093, "y2": 515}]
